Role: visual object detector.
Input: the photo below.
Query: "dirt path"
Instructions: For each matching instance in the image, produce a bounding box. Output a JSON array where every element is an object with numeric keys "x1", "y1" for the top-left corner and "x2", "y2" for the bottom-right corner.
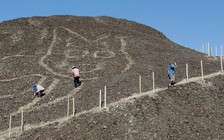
[
  {"x1": 176, "y1": 71, "x2": 222, "y2": 85},
  {"x1": 1, "y1": 71, "x2": 223, "y2": 139}
]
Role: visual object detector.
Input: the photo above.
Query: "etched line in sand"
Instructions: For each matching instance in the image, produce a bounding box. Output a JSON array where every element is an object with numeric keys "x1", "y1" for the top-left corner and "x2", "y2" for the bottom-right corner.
[
  {"x1": 0, "y1": 74, "x2": 43, "y2": 82},
  {"x1": 38, "y1": 28, "x2": 69, "y2": 78},
  {"x1": 92, "y1": 34, "x2": 110, "y2": 43},
  {"x1": 61, "y1": 27, "x2": 91, "y2": 43},
  {"x1": 15, "y1": 83, "x2": 83, "y2": 115},
  {"x1": 93, "y1": 50, "x2": 115, "y2": 58},
  {"x1": 45, "y1": 78, "x2": 60, "y2": 93},
  {"x1": 64, "y1": 49, "x2": 89, "y2": 59},
  {"x1": 0, "y1": 95, "x2": 12, "y2": 99},
  {"x1": 1, "y1": 71, "x2": 222, "y2": 140},
  {"x1": 0, "y1": 75, "x2": 46, "y2": 100},
  {"x1": 79, "y1": 63, "x2": 102, "y2": 74},
  {"x1": 1, "y1": 55, "x2": 36, "y2": 61},
  {"x1": 93, "y1": 17, "x2": 108, "y2": 25},
  {"x1": 119, "y1": 37, "x2": 134, "y2": 73},
  {"x1": 11, "y1": 77, "x2": 58, "y2": 116},
  {"x1": 38, "y1": 28, "x2": 103, "y2": 80}
]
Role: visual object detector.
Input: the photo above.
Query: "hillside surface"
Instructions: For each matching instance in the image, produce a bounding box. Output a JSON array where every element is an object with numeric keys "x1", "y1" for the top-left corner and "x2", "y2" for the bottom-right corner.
[{"x1": 0, "y1": 15, "x2": 223, "y2": 140}]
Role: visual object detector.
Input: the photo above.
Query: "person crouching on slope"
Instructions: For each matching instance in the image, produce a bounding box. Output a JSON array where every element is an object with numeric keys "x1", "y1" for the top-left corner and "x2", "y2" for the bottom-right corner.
[
  {"x1": 32, "y1": 84, "x2": 45, "y2": 97},
  {"x1": 71, "y1": 66, "x2": 81, "y2": 88},
  {"x1": 168, "y1": 62, "x2": 177, "y2": 86}
]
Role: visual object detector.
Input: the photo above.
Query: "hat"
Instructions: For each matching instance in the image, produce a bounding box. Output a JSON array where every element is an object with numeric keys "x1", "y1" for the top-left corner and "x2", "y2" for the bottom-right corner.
[
  {"x1": 32, "y1": 84, "x2": 37, "y2": 89},
  {"x1": 72, "y1": 66, "x2": 76, "y2": 69}
]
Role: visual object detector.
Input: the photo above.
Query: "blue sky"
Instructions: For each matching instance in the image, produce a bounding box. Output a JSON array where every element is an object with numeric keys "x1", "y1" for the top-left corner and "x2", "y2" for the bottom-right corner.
[{"x1": 0, "y1": 0, "x2": 223, "y2": 54}]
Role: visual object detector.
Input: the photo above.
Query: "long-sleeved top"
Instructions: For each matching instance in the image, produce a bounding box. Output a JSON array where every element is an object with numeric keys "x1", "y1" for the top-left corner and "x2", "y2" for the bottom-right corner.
[
  {"x1": 72, "y1": 68, "x2": 80, "y2": 77},
  {"x1": 168, "y1": 63, "x2": 177, "y2": 75},
  {"x1": 36, "y1": 85, "x2": 44, "y2": 92}
]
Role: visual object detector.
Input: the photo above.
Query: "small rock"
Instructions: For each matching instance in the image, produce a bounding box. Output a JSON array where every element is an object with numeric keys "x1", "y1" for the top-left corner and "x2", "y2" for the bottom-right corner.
[{"x1": 103, "y1": 125, "x2": 108, "y2": 129}]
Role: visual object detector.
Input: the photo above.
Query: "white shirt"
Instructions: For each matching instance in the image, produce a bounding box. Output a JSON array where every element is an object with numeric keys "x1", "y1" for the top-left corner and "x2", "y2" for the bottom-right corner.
[{"x1": 36, "y1": 85, "x2": 44, "y2": 92}]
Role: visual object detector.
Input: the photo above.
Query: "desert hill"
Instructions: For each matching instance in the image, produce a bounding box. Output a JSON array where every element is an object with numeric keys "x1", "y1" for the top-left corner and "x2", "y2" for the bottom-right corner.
[{"x1": 0, "y1": 15, "x2": 223, "y2": 139}]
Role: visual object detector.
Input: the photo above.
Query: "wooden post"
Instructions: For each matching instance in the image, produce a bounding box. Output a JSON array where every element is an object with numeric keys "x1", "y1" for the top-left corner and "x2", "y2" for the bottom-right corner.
[
  {"x1": 202, "y1": 44, "x2": 204, "y2": 53},
  {"x1": 72, "y1": 96, "x2": 75, "y2": 117},
  {"x1": 9, "y1": 115, "x2": 12, "y2": 138},
  {"x1": 208, "y1": 43, "x2": 210, "y2": 56},
  {"x1": 139, "y1": 75, "x2": 141, "y2": 94},
  {"x1": 186, "y1": 63, "x2": 189, "y2": 81},
  {"x1": 210, "y1": 46, "x2": 213, "y2": 56},
  {"x1": 216, "y1": 46, "x2": 218, "y2": 56},
  {"x1": 67, "y1": 96, "x2": 70, "y2": 119},
  {"x1": 201, "y1": 60, "x2": 204, "y2": 81},
  {"x1": 152, "y1": 72, "x2": 155, "y2": 93},
  {"x1": 99, "y1": 89, "x2": 102, "y2": 109},
  {"x1": 21, "y1": 107, "x2": 24, "y2": 131},
  {"x1": 104, "y1": 86, "x2": 107, "y2": 108},
  {"x1": 221, "y1": 45, "x2": 223, "y2": 73}
]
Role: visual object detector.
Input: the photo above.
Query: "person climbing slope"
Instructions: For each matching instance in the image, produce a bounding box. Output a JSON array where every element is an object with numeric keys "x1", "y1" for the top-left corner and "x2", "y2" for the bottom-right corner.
[
  {"x1": 71, "y1": 66, "x2": 81, "y2": 88},
  {"x1": 32, "y1": 84, "x2": 45, "y2": 97},
  {"x1": 168, "y1": 62, "x2": 177, "y2": 87}
]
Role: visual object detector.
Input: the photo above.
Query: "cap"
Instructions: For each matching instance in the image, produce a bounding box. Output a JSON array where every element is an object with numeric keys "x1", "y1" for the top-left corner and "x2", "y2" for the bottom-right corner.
[
  {"x1": 32, "y1": 84, "x2": 37, "y2": 89},
  {"x1": 72, "y1": 66, "x2": 76, "y2": 69}
]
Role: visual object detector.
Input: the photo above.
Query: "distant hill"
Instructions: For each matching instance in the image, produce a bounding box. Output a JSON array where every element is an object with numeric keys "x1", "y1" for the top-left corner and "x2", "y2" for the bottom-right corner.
[{"x1": 0, "y1": 15, "x2": 223, "y2": 140}]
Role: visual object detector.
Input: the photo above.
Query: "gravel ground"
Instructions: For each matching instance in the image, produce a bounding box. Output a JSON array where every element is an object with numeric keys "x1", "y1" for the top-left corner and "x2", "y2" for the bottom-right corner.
[{"x1": 0, "y1": 15, "x2": 223, "y2": 139}]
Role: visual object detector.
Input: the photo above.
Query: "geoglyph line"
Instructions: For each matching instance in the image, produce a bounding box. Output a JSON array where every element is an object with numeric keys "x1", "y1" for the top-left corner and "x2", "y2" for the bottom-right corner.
[
  {"x1": 0, "y1": 74, "x2": 43, "y2": 82},
  {"x1": 0, "y1": 95, "x2": 12, "y2": 99},
  {"x1": 45, "y1": 78, "x2": 60, "y2": 93},
  {"x1": 1, "y1": 71, "x2": 223, "y2": 139},
  {"x1": 0, "y1": 84, "x2": 84, "y2": 139},
  {"x1": 2, "y1": 27, "x2": 221, "y2": 139},
  {"x1": 1, "y1": 55, "x2": 36, "y2": 61},
  {"x1": 38, "y1": 27, "x2": 100, "y2": 79},
  {"x1": 0, "y1": 74, "x2": 46, "y2": 99},
  {"x1": 10, "y1": 76, "x2": 48, "y2": 116},
  {"x1": 119, "y1": 37, "x2": 134, "y2": 73},
  {"x1": 37, "y1": 76, "x2": 48, "y2": 85},
  {"x1": 0, "y1": 27, "x2": 123, "y2": 138},
  {"x1": 38, "y1": 28, "x2": 70, "y2": 78},
  {"x1": 11, "y1": 83, "x2": 82, "y2": 118},
  {"x1": 93, "y1": 17, "x2": 108, "y2": 25},
  {"x1": 61, "y1": 27, "x2": 91, "y2": 43},
  {"x1": 92, "y1": 34, "x2": 110, "y2": 43}
]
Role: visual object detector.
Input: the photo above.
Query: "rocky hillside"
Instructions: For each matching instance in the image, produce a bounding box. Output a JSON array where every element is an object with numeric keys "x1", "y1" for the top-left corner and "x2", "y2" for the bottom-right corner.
[{"x1": 0, "y1": 15, "x2": 223, "y2": 139}]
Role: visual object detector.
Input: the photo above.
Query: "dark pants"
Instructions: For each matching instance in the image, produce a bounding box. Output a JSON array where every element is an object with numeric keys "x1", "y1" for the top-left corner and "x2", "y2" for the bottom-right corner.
[
  {"x1": 74, "y1": 77, "x2": 81, "y2": 87},
  {"x1": 36, "y1": 90, "x2": 44, "y2": 97},
  {"x1": 168, "y1": 74, "x2": 176, "y2": 85}
]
